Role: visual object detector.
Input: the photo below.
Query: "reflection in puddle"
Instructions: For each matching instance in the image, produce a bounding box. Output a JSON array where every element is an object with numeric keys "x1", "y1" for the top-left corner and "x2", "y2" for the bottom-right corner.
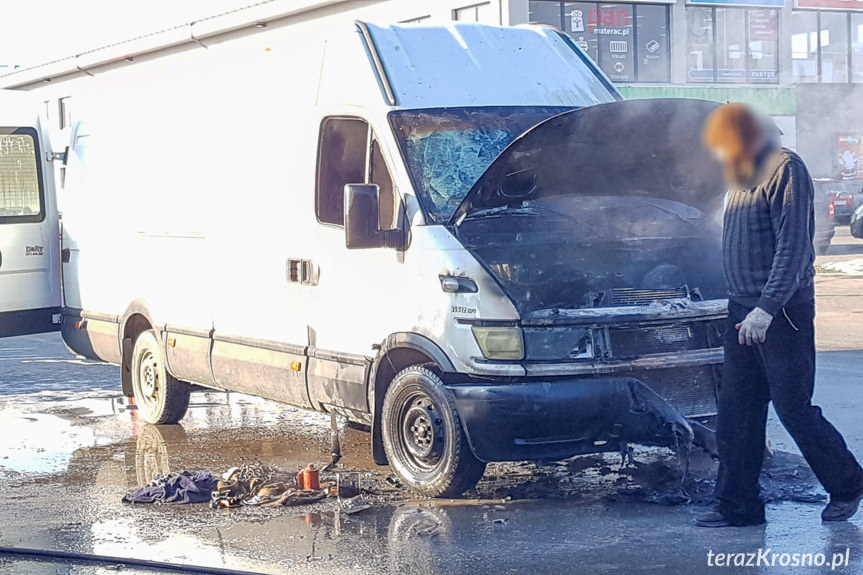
[
  {"x1": 0, "y1": 412, "x2": 99, "y2": 474},
  {"x1": 0, "y1": 390, "x2": 339, "y2": 480},
  {"x1": 90, "y1": 517, "x2": 247, "y2": 573},
  {"x1": 134, "y1": 424, "x2": 187, "y2": 487}
]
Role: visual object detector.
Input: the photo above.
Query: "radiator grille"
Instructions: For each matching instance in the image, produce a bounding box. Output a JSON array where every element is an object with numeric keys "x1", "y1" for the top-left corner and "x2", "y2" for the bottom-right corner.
[
  {"x1": 610, "y1": 323, "x2": 707, "y2": 358},
  {"x1": 631, "y1": 365, "x2": 719, "y2": 417},
  {"x1": 608, "y1": 287, "x2": 688, "y2": 306}
]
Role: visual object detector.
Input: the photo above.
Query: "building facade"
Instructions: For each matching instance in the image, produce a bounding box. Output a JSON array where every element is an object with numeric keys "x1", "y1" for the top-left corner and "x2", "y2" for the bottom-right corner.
[
  {"x1": 2, "y1": 0, "x2": 861, "y2": 180},
  {"x1": 525, "y1": 0, "x2": 863, "y2": 182}
]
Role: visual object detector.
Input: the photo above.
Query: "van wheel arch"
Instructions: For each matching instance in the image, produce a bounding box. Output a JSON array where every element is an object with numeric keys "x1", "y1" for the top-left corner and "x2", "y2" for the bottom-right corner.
[
  {"x1": 369, "y1": 334, "x2": 456, "y2": 467},
  {"x1": 119, "y1": 303, "x2": 160, "y2": 397},
  {"x1": 130, "y1": 329, "x2": 191, "y2": 424},
  {"x1": 381, "y1": 365, "x2": 486, "y2": 497}
]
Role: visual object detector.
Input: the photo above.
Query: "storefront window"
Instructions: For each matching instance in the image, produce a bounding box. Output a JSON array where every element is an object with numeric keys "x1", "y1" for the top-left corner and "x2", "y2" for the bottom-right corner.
[
  {"x1": 854, "y1": 14, "x2": 863, "y2": 83},
  {"x1": 748, "y1": 9, "x2": 779, "y2": 83},
  {"x1": 529, "y1": 0, "x2": 561, "y2": 26},
  {"x1": 821, "y1": 12, "x2": 849, "y2": 83},
  {"x1": 596, "y1": 3, "x2": 635, "y2": 82},
  {"x1": 686, "y1": 6, "x2": 714, "y2": 82},
  {"x1": 636, "y1": 3, "x2": 671, "y2": 82},
  {"x1": 715, "y1": 8, "x2": 747, "y2": 83},
  {"x1": 686, "y1": 6, "x2": 778, "y2": 84},
  {"x1": 792, "y1": 11, "x2": 862, "y2": 84},
  {"x1": 530, "y1": 0, "x2": 670, "y2": 83},
  {"x1": 792, "y1": 11, "x2": 819, "y2": 83},
  {"x1": 564, "y1": 2, "x2": 600, "y2": 62}
]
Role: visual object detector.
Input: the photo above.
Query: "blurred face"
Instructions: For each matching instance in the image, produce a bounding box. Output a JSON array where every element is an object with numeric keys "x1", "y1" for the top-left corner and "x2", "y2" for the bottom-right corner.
[{"x1": 702, "y1": 103, "x2": 766, "y2": 187}]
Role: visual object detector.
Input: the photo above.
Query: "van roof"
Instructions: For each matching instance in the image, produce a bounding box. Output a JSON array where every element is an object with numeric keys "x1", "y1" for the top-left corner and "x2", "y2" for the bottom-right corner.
[{"x1": 361, "y1": 22, "x2": 620, "y2": 109}]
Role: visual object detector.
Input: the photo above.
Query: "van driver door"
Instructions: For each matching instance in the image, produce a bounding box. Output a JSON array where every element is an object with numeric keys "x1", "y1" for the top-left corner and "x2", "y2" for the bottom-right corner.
[{"x1": 0, "y1": 123, "x2": 61, "y2": 337}]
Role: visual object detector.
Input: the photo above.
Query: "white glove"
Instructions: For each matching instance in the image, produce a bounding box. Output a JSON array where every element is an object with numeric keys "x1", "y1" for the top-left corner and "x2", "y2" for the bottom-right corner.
[{"x1": 736, "y1": 307, "x2": 773, "y2": 346}]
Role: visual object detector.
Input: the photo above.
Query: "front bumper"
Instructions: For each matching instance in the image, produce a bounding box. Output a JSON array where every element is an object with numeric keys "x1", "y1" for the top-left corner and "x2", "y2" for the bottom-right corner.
[{"x1": 449, "y1": 376, "x2": 697, "y2": 463}]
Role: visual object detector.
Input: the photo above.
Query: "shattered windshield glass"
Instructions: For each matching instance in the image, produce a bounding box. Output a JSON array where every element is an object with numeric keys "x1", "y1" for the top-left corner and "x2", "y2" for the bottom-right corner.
[{"x1": 389, "y1": 107, "x2": 572, "y2": 223}]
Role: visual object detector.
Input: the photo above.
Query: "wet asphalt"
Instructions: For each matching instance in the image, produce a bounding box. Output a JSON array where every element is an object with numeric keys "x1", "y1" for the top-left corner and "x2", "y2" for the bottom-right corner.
[{"x1": 2, "y1": 232, "x2": 863, "y2": 575}]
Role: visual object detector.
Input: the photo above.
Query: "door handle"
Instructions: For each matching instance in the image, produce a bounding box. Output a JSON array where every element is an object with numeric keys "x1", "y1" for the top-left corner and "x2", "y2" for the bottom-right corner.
[{"x1": 286, "y1": 258, "x2": 318, "y2": 286}]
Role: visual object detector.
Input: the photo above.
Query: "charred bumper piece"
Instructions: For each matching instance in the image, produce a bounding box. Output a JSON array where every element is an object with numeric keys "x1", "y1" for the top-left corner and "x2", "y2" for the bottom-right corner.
[{"x1": 449, "y1": 377, "x2": 698, "y2": 463}]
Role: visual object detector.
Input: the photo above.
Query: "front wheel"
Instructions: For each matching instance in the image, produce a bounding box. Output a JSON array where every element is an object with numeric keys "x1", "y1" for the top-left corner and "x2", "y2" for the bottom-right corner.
[
  {"x1": 131, "y1": 330, "x2": 191, "y2": 424},
  {"x1": 381, "y1": 366, "x2": 486, "y2": 498}
]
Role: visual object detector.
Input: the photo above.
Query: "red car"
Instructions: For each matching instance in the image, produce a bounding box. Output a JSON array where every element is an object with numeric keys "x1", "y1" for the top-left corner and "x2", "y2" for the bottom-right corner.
[{"x1": 816, "y1": 178, "x2": 861, "y2": 225}]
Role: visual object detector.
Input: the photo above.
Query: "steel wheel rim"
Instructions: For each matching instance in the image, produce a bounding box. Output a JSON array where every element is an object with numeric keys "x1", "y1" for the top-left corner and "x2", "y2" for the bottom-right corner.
[
  {"x1": 137, "y1": 349, "x2": 161, "y2": 408},
  {"x1": 397, "y1": 390, "x2": 446, "y2": 472}
]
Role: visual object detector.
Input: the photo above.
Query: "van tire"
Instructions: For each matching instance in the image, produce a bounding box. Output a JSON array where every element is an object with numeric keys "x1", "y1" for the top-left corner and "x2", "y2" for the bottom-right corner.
[
  {"x1": 131, "y1": 330, "x2": 190, "y2": 424},
  {"x1": 382, "y1": 365, "x2": 486, "y2": 498}
]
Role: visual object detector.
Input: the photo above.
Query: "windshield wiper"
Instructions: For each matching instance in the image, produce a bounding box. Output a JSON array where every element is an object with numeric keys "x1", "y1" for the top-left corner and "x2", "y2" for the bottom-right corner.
[{"x1": 461, "y1": 201, "x2": 572, "y2": 221}]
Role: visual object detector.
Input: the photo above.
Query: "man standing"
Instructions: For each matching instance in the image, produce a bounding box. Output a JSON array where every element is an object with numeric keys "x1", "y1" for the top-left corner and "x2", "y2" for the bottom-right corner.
[{"x1": 696, "y1": 103, "x2": 863, "y2": 528}]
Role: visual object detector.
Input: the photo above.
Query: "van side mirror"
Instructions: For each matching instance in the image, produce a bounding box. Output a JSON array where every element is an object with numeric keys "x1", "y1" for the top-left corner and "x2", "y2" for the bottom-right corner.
[{"x1": 344, "y1": 184, "x2": 405, "y2": 250}]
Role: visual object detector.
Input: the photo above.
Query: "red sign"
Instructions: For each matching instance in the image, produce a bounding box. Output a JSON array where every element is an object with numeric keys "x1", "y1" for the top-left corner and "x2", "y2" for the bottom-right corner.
[
  {"x1": 797, "y1": 0, "x2": 863, "y2": 10},
  {"x1": 586, "y1": 9, "x2": 632, "y2": 33},
  {"x1": 749, "y1": 10, "x2": 777, "y2": 42},
  {"x1": 837, "y1": 135, "x2": 863, "y2": 180}
]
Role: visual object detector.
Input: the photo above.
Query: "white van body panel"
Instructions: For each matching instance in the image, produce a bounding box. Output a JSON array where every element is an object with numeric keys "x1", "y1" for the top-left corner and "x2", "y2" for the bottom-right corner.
[
  {"x1": 0, "y1": 90, "x2": 61, "y2": 337},
  {"x1": 59, "y1": 22, "x2": 554, "y2": 378}
]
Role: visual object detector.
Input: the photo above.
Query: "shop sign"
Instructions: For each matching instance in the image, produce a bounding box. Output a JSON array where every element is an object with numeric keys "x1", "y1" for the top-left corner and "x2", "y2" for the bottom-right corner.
[
  {"x1": 797, "y1": 0, "x2": 863, "y2": 9},
  {"x1": 686, "y1": 68, "x2": 778, "y2": 80},
  {"x1": 749, "y1": 9, "x2": 777, "y2": 41},
  {"x1": 570, "y1": 6, "x2": 636, "y2": 82},
  {"x1": 687, "y1": 0, "x2": 785, "y2": 7}
]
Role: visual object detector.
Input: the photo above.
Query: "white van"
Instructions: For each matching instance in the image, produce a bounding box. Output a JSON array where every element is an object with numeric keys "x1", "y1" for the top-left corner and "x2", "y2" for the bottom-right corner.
[{"x1": 0, "y1": 22, "x2": 727, "y2": 497}]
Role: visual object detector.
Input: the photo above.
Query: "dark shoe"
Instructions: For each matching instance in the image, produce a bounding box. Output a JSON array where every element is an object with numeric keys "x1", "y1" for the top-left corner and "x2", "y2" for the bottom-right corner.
[
  {"x1": 822, "y1": 494, "x2": 863, "y2": 522},
  {"x1": 695, "y1": 511, "x2": 734, "y2": 528},
  {"x1": 695, "y1": 510, "x2": 765, "y2": 528}
]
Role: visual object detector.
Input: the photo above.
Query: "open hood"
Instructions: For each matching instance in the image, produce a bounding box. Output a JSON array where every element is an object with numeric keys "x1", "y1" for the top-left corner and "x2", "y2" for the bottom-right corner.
[{"x1": 449, "y1": 99, "x2": 725, "y2": 226}]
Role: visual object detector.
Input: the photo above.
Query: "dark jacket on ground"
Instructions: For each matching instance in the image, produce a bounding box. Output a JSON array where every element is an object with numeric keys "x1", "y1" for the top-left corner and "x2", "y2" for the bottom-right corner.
[{"x1": 722, "y1": 147, "x2": 815, "y2": 316}]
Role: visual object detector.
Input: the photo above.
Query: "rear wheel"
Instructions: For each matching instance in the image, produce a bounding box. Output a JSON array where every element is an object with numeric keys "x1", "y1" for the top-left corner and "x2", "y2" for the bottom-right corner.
[
  {"x1": 382, "y1": 366, "x2": 486, "y2": 498},
  {"x1": 131, "y1": 330, "x2": 190, "y2": 424}
]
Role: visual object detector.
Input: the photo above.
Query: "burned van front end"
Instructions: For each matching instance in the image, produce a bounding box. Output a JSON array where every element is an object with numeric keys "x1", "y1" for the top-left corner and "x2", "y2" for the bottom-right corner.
[{"x1": 440, "y1": 99, "x2": 729, "y2": 463}]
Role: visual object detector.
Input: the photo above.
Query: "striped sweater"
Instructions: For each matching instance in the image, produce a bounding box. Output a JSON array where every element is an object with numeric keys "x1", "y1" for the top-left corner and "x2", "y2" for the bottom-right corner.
[{"x1": 722, "y1": 148, "x2": 815, "y2": 316}]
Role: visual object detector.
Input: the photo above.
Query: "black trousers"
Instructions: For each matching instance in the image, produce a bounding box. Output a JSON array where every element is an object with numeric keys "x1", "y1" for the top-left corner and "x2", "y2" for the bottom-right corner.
[{"x1": 716, "y1": 299, "x2": 863, "y2": 525}]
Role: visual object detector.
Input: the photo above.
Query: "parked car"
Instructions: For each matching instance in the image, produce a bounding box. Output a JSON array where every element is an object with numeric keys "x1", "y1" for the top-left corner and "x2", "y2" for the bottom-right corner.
[
  {"x1": 0, "y1": 22, "x2": 728, "y2": 497},
  {"x1": 815, "y1": 178, "x2": 862, "y2": 225},
  {"x1": 850, "y1": 204, "x2": 863, "y2": 239},
  {"x1": 831, "y1": 191, "x2": 857, "y2": 225},
  {"x1": 812, "y1": 179, "x2": 837, "y2": 255}
]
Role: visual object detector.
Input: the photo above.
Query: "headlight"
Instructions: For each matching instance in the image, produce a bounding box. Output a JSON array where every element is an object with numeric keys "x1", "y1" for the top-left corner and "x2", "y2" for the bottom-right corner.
[{"x1": 471, "y1": 326, "x2": 524, "y2": 360}]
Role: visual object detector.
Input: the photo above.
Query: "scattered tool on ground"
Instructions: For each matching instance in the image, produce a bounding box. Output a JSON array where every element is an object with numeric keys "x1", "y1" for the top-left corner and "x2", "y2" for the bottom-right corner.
[{"x1": 119, "y1": 461, "x2": 375, "y2": 513}]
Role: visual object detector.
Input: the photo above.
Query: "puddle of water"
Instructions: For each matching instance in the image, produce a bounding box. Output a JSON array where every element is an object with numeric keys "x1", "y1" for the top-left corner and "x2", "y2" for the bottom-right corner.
[
  {"x1": 3, "y1": 332, "x2": 862, "y2": 574},
  {"x1": 0, "y1": 390, "x2": 857, "y2": 575},
  {"x1": 0, "y1": 412, "x2": 99, "y2": 474}
]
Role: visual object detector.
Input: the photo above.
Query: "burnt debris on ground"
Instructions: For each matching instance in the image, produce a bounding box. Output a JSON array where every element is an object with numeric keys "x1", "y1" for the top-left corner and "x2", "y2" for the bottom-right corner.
[
  {"x1": 117, "y1": 447, "x2": 824, "y2": 511},
  {"x1": 466, "y1": 447, "x2": 825, "y2": 507}
]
